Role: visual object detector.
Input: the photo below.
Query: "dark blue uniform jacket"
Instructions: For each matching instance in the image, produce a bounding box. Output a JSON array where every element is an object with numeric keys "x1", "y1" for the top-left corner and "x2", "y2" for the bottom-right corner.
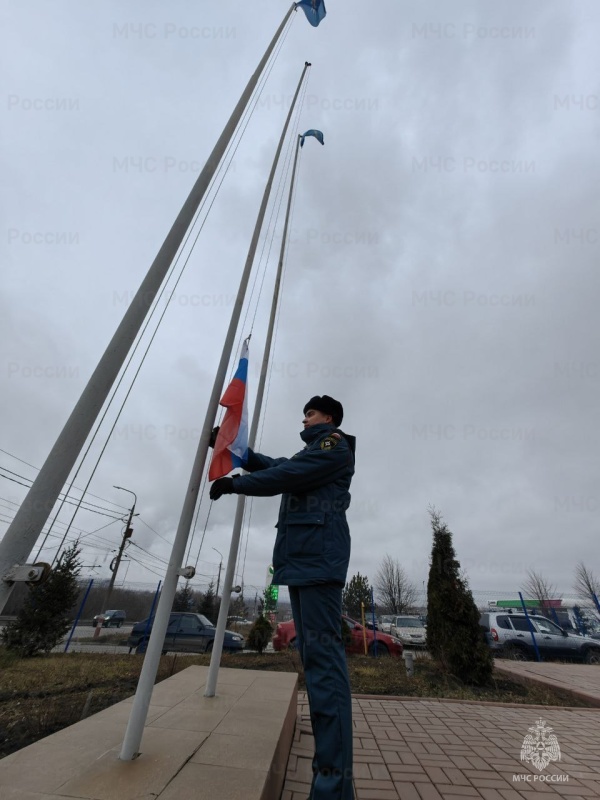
[{"x1": 232, "y1": 423, "x2": 356, "y2": 587}]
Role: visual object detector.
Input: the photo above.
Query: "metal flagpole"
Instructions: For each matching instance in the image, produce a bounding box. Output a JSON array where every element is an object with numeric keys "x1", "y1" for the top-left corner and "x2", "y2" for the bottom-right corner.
[
  {"x1": 120, "y1": 66, "x2": 311, "y2": 761},
  {"x1": 204, "y1": 134, "x2": 304, "y2": 697},
  {"x1": 0, "y1": 3, "x2": 297, "y2": 614}
]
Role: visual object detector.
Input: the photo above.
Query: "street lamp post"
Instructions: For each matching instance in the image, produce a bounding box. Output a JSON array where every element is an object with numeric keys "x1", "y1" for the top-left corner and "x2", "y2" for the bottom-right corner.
[
  {"x1": 103, "y1": 486, "x2": 137, "y2": 611},
  {"x1": 212, "y1": 547, "x2": 223, "y2": 599}
]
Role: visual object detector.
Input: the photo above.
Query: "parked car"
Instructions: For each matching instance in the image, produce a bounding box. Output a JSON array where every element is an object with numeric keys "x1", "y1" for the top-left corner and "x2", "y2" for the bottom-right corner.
[
  {"x1": 551, "y1": 606, "x2": 600, "y2": 638},
  {"x1": 227, "y1": 616, "x2": 252, "y2": 627},
  {"x1": 273, "y1": 615, "x2": 404, "y2": 658},
  {"x1": 127, "y1": 612, "x2": 245, "y2": 654},
  {"x1": 378, "y1": 615, "x2": 395, "y2": 633},
  {"x1": 390, "y1": 615, "x2": 427, "y2": 648},
  {"x1": 93, "y1": 609, "x2": 126, "y2": 628},
  {"x1": 479, "y1": 611, "x2": 600, "y2": 664}
]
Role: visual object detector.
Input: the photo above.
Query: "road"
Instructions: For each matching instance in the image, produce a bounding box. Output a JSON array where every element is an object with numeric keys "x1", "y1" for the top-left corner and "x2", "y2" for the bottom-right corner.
[
  {"x1": 54, "y1": 623, "x2": 134, "y2": 654},
  {"x1": 0, "y1": 621, "x2": 272, "y2": 655},
  {"x1": 56, "y1": 624, "x2": 273, "y2": 654}
]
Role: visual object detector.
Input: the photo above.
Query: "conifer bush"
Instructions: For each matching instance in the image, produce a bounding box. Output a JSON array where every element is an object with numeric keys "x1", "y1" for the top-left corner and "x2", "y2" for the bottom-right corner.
[
  {"x1": 342, "y1": 572, "x2": 372, "y2": 620},
  {"x1": 1, "y1": 544, "x2": 81, "y2": 657},
  {"x1": 426, "y1": 509, "x2": 493, "y2": 685},
  {"x1": 246, "y1": 615, "x2": 273, "y2": 654}
]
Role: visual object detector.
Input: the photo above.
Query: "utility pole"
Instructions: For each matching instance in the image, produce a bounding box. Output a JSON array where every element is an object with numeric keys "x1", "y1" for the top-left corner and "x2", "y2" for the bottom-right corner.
[
  {"x1": 103, "y1": 486, "x2": 136, "y2": 610},
  {"x1": 212, "y1": 547, "x2": 223, "y2": 599}
]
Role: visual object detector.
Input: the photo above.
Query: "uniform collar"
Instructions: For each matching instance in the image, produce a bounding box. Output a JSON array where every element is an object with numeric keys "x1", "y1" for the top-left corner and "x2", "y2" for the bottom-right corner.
[{"x1": 300, "y1": 422, "x2": 335, "y2": 444}]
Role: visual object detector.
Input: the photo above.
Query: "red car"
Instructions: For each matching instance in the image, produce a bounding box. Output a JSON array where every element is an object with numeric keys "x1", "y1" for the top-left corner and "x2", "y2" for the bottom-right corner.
[{"x1": 273, "y1": 615, "x2": 404, "y2": 658}]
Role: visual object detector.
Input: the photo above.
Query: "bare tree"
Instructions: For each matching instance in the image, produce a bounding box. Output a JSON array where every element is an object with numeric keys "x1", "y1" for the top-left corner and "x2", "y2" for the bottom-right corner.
[
  {"x1": 521, "y1": 569, "x2": 557, "y2": 617},
  {"x1": 573, "y1": 562, "x2": 600, "y2": 602},
  {"x1": 375, "y1": 555, "x2": 418, "y2": 614}
]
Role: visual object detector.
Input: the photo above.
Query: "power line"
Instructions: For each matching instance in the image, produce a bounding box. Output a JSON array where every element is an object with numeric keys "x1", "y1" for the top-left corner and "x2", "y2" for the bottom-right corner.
[
  {"x1": 137, "y1": 517, "x2": 172, "y2": 546},
  {"x1": 0, "y1": 468, "x2": 123, "y2": 519},
  {"x1": 128, "y1": 541, "x2": 171, "y2": 567},
  {"x1": 0, "y1": 502, "x2": 124, "y2": 546},
  {"x1": 0, "y1": 447, "x2": 130, "y2": 511},
  {"x1": 125, "y1": 553, "x2": 165, "y2": 579}
]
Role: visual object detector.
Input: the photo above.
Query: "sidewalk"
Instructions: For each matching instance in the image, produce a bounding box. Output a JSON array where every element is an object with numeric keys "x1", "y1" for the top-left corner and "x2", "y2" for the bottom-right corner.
[
  {"x1": 283, "y1": 678, "x2": 600, "y2": 799},
  {"x1": 494, "y1": 661, "x2": 600, "y2": 707}
]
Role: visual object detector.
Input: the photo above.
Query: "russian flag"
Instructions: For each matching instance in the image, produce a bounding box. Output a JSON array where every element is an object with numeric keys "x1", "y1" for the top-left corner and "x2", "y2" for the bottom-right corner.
[{"x1": 209, "y1": 341, "x2": 249, "y2": 481}]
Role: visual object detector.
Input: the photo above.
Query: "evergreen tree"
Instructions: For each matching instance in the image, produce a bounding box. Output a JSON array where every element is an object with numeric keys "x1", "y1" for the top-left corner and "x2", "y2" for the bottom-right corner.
[
  {"x1": 246, "y1": 615, "x2": 273, "y2": 654},
  {"x1": 1, "y1": 543, "x2": 82, "y2": 657},
  {"x1": 228, "y1": 593, "x2": 249, "y2": 619},
  {"x1": 173, "y1": 582, "x2": 194, "y2": 612},
  {"x1": 198, "y1": 580, "x2": 218, "y2": 622},
  {"x1": 426, "y1": 508, "x2": 493, "y2": 686},
  {"x1": 342, "y1": 572, "x2": 372, "y2": 620}
]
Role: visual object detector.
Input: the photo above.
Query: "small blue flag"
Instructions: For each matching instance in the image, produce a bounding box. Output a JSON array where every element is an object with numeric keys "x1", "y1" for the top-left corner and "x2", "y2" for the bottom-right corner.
[
  {"x1": 295, "y1": 0, "x2": 327, "y2": 27},
  {"x1": 300, "y1": 129, "x2": 325, "y2": 148}
]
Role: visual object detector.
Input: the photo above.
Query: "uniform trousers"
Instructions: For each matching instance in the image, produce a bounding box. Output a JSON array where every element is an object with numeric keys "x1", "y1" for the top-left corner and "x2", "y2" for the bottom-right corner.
[{"x1": 289, "y1": 584, "x2": 354, "y2": 800}]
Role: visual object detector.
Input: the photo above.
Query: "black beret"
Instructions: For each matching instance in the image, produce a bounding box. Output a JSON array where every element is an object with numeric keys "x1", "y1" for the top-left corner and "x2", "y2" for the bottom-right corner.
[{"x1": 303, "y1": 395, "x2": 343, "y2": 427}]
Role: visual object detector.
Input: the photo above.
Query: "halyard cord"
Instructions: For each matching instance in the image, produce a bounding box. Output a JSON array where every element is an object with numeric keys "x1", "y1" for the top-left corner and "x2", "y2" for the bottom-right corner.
[{"x1": 38, "y1": 17, "x2": 295, "y2": 566}]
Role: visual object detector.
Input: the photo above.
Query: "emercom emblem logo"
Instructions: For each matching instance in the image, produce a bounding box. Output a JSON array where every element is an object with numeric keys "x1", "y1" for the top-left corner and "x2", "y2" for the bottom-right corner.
[
  {"x1": 512, "y1": 718, "x2": 569, "y2": 785},
  {"x1": 520, "y1": 718, "x2": 561, "y2": 771}
]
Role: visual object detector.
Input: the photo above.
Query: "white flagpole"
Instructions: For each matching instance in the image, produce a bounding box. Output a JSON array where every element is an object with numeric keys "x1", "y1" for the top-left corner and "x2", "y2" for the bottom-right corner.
[
  {"x1": 120, "y1": 67, "x2": 311, "y2": 762},
  {"x1": 204, "y1": 133, "x2": 305, "y2": 697},
  {"x1": 0, "y1": 3, "x2": 297, "y2": 614}
]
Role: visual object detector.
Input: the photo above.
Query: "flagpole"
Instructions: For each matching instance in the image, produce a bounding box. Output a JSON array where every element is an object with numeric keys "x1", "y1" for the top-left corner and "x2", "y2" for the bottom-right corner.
[
  {"x1": 0, "y1": 3, "x2": 297, "y2": 615},
  {"x1": 119, "y1": 65, "x2": 311, "y2": 762},
  {"x1": 204, "y1": 133, "x2": 304, "y2": 698}
]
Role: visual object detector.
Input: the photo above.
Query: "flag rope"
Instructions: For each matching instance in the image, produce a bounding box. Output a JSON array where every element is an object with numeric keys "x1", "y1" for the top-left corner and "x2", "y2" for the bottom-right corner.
[
  {"x1": 187, "y1": 64, "x2": 310, "y2": 571},
  {"x1": 189, "y1": 97, "x2": 308, "y2": 573},
  {"x1": 239, "y1": 118, "x2": 306, "y2": 588},
  {"x1": 40, "y1": 16, "x2": 295, "y2": 565}
]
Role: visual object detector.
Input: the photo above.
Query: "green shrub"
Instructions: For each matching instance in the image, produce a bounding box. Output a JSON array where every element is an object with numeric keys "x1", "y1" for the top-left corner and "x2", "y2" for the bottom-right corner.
[
  {"x1": 246, "y1": 615, "x2": 273, "y2": 654},
  {"x1": 1, "y1": 544, "x2": 81, "y2": 658},
  {"x1": 426, "y1": 509, "x2": 493, "y2": 686}
]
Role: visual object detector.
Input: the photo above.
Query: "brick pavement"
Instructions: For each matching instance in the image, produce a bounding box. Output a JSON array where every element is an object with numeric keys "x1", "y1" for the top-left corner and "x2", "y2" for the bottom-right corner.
[
  {"x1": 493, "y1": 662, "x2": 600, "y2": 707},
  {"x1": 282, "y1": 692, "x2": 600, "y2": 799}
]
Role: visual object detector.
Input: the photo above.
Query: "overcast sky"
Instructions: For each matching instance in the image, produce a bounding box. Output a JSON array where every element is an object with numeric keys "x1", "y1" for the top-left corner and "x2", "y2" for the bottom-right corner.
[{"x1": 2, "y1": 0, "x2": 599, "y2": 608}]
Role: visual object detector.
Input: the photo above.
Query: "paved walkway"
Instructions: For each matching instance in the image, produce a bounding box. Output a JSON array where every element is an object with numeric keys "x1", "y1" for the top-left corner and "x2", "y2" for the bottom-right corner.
[
  {"x1": 282, "y1": 662, "x2": 600, "y2": 800},
  {"x1": 493, "y1": 661, "x2": 600, "y2": 707}
]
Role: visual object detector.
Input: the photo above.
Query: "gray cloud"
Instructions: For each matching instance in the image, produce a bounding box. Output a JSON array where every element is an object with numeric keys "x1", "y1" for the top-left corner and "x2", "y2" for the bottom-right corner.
[{"x1": 2, "y1": 1, "x2": 599, "y2": 606}]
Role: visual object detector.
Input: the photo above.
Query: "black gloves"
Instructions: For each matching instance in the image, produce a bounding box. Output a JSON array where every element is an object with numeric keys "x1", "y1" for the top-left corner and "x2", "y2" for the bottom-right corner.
[
  {"x1": 209, "y1": 426, "x2": 220, "y2": 448},
  {"x1": 210, "y1": 477, "x2": 236, "y2": 501}
]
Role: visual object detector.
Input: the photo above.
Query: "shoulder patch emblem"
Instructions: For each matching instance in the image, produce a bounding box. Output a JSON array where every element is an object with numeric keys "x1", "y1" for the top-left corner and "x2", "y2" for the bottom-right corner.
[
  {"x1": 320, "y1": 436, "x2": 339, "y2": 450},
  {"x1": 331, "y1": 432, "x2": 342, "y2": 440}
]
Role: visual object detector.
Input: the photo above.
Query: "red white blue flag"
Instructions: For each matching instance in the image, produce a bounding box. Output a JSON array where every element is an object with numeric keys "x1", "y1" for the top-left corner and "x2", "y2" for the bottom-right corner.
[{"x1": 209, "y1": 341, "x2": 249, "y2": 481}]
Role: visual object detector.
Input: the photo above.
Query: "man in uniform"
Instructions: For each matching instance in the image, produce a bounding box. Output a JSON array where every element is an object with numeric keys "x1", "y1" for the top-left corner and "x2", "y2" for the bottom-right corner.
[{"x1": 210, "y1": 395, "x2": 355, "y2": 800}]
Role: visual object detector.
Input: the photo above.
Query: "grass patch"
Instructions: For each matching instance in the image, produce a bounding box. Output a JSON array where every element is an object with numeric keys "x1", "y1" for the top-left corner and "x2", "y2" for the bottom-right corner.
[
  {"x1": 73, "y1": 633, "x2": 130, "y2": 645},
  {"x1": 0, "y1": 648, "x2": 592, "y2": 759}
]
